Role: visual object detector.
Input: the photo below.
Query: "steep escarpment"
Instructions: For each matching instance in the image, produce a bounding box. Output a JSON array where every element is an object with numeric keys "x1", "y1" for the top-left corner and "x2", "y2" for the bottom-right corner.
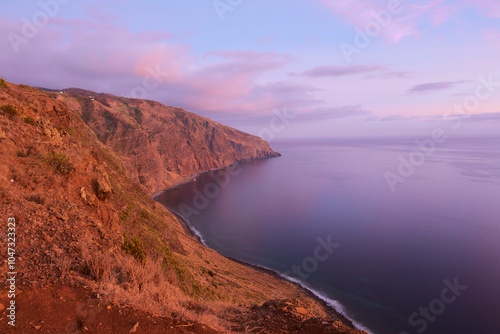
[
  {"x1": 0, "y1": 80, "x2": 366, "y2": 333},
  {"x1": 59, "y1": 88, "x2": 279, "y2": 193}
]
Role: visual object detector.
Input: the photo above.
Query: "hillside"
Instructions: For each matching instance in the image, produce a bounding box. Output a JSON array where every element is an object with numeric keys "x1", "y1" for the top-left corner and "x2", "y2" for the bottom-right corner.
[{"x1": 0, "y1": 79, "x2": 366, "y2": 333}]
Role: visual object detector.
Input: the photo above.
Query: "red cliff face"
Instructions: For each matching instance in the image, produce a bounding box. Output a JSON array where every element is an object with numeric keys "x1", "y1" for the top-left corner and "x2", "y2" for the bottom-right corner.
[{"x1": 61, "y1": 88, "x2": 280, "y2": 193}]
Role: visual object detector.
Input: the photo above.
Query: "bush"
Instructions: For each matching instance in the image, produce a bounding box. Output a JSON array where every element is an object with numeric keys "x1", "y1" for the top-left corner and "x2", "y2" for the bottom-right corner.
[
  {"x1": 1, "y1": 104, "x2": 17, "y2": 118},
  {"x1": 102, "y1": 109, "x2": 116, "y2": 122},
  {"x1": 23, "y1": 116, "x2": 37, "y2": 126},
  {"x1": 133, "y1": 108, "x2": 143, "y2": 125},
  {"x1": 122, "y1": 236, "x2": 146, "y2": 264},
  {"x1": 0, "y1": 78, "x2": 7, "y2": 88},
  {"x1": 67, "y1": 127, "x2": 77, "y2": 136},
  {"x1": 44, "y1": 152, "x2": 74, "y2": 174},
  {"x1": 119, "y1": 204, "x2": 132, "y2": 223}
]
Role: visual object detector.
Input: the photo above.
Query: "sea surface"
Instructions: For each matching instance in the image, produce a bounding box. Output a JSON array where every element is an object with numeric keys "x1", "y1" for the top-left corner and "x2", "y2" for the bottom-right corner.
[{"x1": 156, "y1": 137, "x2": 500, "y2": 334}]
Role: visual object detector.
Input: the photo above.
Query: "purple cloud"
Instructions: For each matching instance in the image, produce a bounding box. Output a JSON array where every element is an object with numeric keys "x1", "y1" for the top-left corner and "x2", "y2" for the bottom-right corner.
[
  {"x1": 297, "y1": 65, "x2": 387, "y2": 78},
  {"x1": 367, "y1": 71, "x2": 413, "y2": 79},
  {"x1": 458, "y1": 112, "x2": 500, "y2": 122},
  {"x1": 407, "y1": 81, "x2": 467, "y2": 94},
  {"x1": 379, "y1": 115, "x2": 420, "y2": 121},
  {"x1": 295, "y1": 105, "x2": 371, "y2": 120}
]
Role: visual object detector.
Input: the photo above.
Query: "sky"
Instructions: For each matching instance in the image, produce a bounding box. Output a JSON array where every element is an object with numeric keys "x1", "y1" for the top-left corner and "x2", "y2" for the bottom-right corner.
[{"x1": 0, "y1": 0, "x2": 499, "y2": 138}]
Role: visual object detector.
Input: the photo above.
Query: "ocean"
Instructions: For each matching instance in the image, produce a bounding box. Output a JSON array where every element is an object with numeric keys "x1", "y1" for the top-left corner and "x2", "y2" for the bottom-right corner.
[{"x1": 156, "y1": 136, "x2": 500, "y2": 334}]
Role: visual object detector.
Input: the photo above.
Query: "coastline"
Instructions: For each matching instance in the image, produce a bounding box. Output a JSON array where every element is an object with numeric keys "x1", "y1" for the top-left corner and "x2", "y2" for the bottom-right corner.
[
  {"x1": 154, "y1": 190, "x2": 372, "y2": 334},
  {"x1": 151, "y1": 155, "x2": 281, "y2": 199},
  {"x1": 168, "y1": 209, "x2": 205, "y2": 245}
]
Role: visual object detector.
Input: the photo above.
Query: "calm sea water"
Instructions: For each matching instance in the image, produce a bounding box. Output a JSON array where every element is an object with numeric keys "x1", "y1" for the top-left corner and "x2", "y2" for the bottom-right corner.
[{"x1": 156, "y1": 137, "x2": 500, "y2": 334}]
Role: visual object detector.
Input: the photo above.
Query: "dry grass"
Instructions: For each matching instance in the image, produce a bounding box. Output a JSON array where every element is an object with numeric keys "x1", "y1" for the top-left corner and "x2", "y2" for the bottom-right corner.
[
  {"x1": 44, "y1": 152, "x2": 74, "y2": 174},
  {"x1": 79, "y1": 232, "x2": 238, "y2": 331},
  {"x1": 54, "y1": 256, "x2": 72, "y2": 276},
  {"x1": 59, "y1": 257, "x2": 73, "y2": 276},
  {"x1": 49, "y1": 252, "x2": 73, "y2": 277},
  {"x1": 1, "y1": 104, "x2": 17, "y2": 117}
]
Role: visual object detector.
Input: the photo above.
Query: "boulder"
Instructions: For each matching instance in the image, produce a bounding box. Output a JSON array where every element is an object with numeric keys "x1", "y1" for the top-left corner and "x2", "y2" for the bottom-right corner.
[
  {"x1": 95, "y1": 173, "x2": 112, "y2": 200},
  {"x1": 79, "y1": 187, "x2": 96, "y2": 206},
  {"x1": 295, "y1": 307, "x2": 308, "y2": 315}
]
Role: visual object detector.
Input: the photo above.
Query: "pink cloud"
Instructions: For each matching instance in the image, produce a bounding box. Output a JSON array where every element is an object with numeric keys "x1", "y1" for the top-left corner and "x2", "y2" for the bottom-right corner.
[
  {"x1": 429, "y1": 3, "x2": 457, "y2": 25},
  {"x1": 1, "y1": 16, "x2": 179, "y2": 77},
  {"x1": 174, "y1": 54, "x2": 302, "y2": 114},
  {"x1": 320, "y1": 0, "x2": 451, "y2": 43},
  {"x1": 178, "y1": 51, "x2": 289, "y2": 96},
  {"x1": 133, "y1": 44, "x2": 189, "y2": 80},
  {"x1": 0, "y1": 17, "x2": 188, "y2": 88}
]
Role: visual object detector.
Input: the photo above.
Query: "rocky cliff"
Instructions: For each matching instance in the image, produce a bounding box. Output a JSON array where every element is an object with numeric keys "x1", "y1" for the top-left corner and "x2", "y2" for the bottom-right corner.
[
  {"x1": 59, "y1": 88, "x2": 279, "y2": 193},
  {"x1": 0, "y1": 80, "x2": 366, "y2": 334}
]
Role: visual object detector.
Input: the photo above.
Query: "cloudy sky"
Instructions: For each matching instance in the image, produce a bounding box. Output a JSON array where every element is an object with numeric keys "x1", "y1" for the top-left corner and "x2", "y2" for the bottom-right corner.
[{"x1": 1, "y1": 0, "x2": 499, "y2": 138}]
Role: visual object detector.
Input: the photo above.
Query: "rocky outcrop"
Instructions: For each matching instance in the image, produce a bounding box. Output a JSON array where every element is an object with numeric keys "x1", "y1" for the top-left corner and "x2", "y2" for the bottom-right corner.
[
  {"x1": 231, "y1": 299, "x2": 367, "y2": 334},
  {"x1": 94, "y1": 168, "x2": 112, "y2": 200},
  {"x1": 79, "y1": 187, "x2": 97, "y2": 206}
]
